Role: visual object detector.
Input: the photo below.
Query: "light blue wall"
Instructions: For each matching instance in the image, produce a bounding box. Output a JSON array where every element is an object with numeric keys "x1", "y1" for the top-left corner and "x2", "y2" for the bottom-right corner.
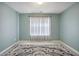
[
  {"x1": 19, "y1": 13, "x2": 60, "y2": 40},
  {"x1": 0, "y1": 3, "x2": 19, "y2": 52},
  {"x1": 60, "y1": 3, "x2": 79, "y2": 51}
]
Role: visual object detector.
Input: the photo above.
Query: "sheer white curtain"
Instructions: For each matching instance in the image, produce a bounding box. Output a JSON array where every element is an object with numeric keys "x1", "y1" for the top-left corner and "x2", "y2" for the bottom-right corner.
[{"x1": 30, "y1": 16, "x2": 50, "y2": 40}]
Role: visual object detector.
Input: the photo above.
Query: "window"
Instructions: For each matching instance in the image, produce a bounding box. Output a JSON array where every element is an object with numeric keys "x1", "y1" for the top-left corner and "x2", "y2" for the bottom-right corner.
[{"x1": 30, "y1": 16, "x2": 50, "y2": 36}]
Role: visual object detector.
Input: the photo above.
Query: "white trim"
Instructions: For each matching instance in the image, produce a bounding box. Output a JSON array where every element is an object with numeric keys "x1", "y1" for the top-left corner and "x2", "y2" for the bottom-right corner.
[
  {"x1": 0, "y1": 41, "x2": 20, "y2": 55},
  {"x1": 59, "y1": 41, "x2": 79, "y2": 55}
]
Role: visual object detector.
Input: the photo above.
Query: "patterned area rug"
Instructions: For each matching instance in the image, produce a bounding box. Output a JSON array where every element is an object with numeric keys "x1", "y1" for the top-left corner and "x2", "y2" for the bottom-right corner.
[{"x1": 0, "y1": 41, "x2": 79, "y2": 56}]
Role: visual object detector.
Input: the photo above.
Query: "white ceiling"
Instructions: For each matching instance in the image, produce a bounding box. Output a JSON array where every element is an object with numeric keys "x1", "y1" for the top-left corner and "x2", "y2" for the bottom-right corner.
[{"x1": 5, "y1": 2, "x2": 75, "y2": 14}]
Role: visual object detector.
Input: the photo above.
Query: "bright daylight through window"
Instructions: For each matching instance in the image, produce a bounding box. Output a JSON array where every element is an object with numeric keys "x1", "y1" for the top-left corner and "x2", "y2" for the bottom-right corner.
[{"x1": 30, "y1": 16, "x2": 50, "y2": 36}]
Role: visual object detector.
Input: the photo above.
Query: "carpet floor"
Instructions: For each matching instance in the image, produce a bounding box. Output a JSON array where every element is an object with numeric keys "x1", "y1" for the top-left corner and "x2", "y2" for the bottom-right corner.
[{"x1": 0, "y1": 41, "x2": 79, "y2": 56}]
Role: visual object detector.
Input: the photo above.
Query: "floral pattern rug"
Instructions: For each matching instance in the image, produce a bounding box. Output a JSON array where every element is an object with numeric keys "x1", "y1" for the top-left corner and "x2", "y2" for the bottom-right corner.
[{"x1": 0, "y1": 41, "x2": 79, "y2": 56}]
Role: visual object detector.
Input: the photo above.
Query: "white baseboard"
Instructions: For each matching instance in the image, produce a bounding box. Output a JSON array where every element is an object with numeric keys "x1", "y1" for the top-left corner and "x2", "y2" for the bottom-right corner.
[
  {"x1": 59, "y1": 41, "x2": 79, "y2": 55},
  {"x1": 0, "y1": 41, "x2": 20, "y2": 55}
]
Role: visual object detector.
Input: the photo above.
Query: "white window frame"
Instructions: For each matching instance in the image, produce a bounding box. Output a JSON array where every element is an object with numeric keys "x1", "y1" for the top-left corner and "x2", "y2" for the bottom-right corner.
[{"x1": 30, "y1": 16, "x2": 50, "y2": 36}]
